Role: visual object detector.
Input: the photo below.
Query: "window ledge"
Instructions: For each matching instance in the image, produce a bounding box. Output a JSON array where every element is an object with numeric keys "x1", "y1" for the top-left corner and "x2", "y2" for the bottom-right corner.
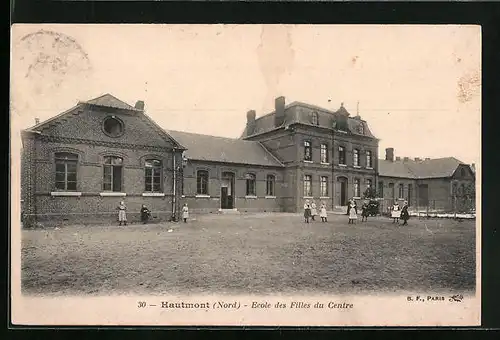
[
  {"x1": 320, "y1": 196, "x2": 330, "y2": 199},
  {"x1": 265, "y1": 196, "x2": 276, "y2": 199},
  {"x1": 195, "y1": 194, "x2": 210, "y2": 198},
  {"x1": 320, "y1": 162, "x2": 330, "y2": 165},
  {"x1": 304, "y1": 160, "x2": 313, "y2": 163},
  {"x1": 51, "y1": 191, "x2": 82, "y2": 197},
  {"x1": 303, "y1": 196, "x2": 314, "y2": 199},
  {"x1": 336, "y1": 130, "x2": 348, "y2": 134},
  {"x1": 339, "y1": 164, "x2": 347, "y2": 167},
  {"x1": 353, "y1": 197, "x2": 361, "y2": 199},
  {"x1": 366, "y1": 167, "x2": 374, "y2": 170},
  {"x1": 245, "y1": 195, "x2": 257, "y2": 199},
  {"x1": 142, "y1": 192, "x2": 165, "y2": 197},
  {"x1": 353, "y1": 165, "x2": 361, "y2": 169},
  {"x1": 99, "y1": 192, "x2": 127, "y2": 197}
]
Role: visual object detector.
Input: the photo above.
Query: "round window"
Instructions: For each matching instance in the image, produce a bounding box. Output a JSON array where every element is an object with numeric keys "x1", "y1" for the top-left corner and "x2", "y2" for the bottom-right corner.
[{"x1": 103, "y1": 116, "x2": 124, "y2": 137}]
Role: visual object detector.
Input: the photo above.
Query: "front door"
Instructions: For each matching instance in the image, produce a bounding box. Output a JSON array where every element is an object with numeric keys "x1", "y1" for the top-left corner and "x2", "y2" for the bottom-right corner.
[
  {"x1": 221, "y1": 172, "x2": 234, "y2": 209},
  {"x1": 336, "y1": 177, "x2": 348, "y2": 206},
  {"x1": 340, "y1": 181, "x2": 347, "y2": 206}
]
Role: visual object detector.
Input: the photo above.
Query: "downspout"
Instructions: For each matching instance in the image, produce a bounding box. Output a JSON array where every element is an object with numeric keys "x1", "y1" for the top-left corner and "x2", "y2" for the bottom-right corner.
[
  {"x1": 331, "y1": 127, "x2": 335, "y2": 211},
  {"x1": 172, "y1": 148, "x2": 176, "y2": 221}
]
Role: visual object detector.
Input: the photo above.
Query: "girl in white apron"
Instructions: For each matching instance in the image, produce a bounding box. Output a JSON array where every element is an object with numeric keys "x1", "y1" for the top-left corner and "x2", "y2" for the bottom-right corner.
[
  {"x1": 117, "y1": 200, "x2": 127, "y2": 226},
  {"x1": 311, "y1": 201, "x2": 318, "y2": 221},
  {"x1": 348, "y1": 201, "x2": 358, "y2": 224},
  {"x1": 182, "y1": 203, "x2": 189, "y2": 223},
  {"x1": 319, "y1": 202, "x2": 328, "y2": 222},
  {"x1": 391, "y1": 201, "x2": 401, "y2": 223}
]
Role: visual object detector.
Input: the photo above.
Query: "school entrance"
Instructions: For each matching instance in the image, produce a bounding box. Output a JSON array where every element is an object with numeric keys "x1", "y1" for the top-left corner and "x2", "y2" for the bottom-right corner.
[
  {"x1": 336, "y1": 177, "x2": 348, "y2": 206},
  {"x1": 220, "y1": 172, "x2": 235, "y2": 209}
]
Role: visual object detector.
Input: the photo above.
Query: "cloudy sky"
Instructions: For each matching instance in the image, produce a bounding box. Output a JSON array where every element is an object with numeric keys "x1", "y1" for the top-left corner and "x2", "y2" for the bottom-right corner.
[{"x1": 11, "y1": 24, "x2": 481, "y2": 165}]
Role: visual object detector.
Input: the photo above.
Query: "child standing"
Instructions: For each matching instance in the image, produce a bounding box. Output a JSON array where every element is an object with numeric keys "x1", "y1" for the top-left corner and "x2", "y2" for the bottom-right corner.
[
  {"x1": 140, "y1": 204, "x2": 150, "y2": 224},
  {"x1": 400, "y1": 201, "x2": 410, "y2": 226},
  {"x1": 303, "y1": 200, "x2": 311, "y2": 223},
  {"x1": 319, "y1": 202, "x2": 328, "y2": 222},
  {"x1": 117, "y1": 200, "x2": 127, "y2": 226},
  {"x1": 391, "y1": 201, "x2": 401, "y2": 223},
  {"x1": 310, "y1": 201, "x2": 317, "y2": 221},
  {"x1": 361, "y1": 200, "x2": 369, "y2": 222},
  {"x1": 348, "y1": 201, "x2": 358, "y2": 224},
  {"x1": 182, "y1": 203, "x2": 189, "y2": 223}
]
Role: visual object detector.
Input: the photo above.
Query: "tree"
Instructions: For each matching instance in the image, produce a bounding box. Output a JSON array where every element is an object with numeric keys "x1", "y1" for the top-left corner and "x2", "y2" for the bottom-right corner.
[{"x1": 363, "y1": 187, "x2": 377, "y2": 199}]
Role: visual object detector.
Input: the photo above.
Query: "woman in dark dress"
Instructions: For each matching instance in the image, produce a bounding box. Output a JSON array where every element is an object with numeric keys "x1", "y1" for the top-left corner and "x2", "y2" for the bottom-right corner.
[
  {"x1": 400, "y1": 201, "x2": 410, "y2": 226},
  {"x1": 140, "y1": 204, "x2": 151, "y2": 224}
]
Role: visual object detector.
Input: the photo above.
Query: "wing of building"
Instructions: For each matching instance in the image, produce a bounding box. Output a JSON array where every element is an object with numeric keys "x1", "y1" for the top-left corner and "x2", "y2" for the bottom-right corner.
[{"x1": 20, "y1": 95, "x2": 476, "y2": 226}]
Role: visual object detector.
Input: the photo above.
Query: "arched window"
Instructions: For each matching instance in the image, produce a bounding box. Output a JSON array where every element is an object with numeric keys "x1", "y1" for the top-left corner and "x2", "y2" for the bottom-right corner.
[
  {"x1": 353, "y1": 149, "x2": 360, "y2": 166},
  {"x1": 196, "y1": 170, "x2": 209, "y2": 195},
  {"x1": 304, "y1": 141, "x2": 312, "y2": 161},
  {"x1": 353, "y1": 178, "x2": 361, "y2": 197},
  {"x1": 320, "y1": 176, "x2": 328, "y2": 197},
  {"x1": 366, "y1": 150, "x2": 373, "y2": 168},
  {"x1": 266, "y1": 174, "x2": 275, "y2": 196},
  {"x1": 246, "y1": 173, "x2": 256, "y2": 196},
  {"x1": 103, "y1": 156, "x2": 123, "y2": 192},
  {"x1": 145, "y1": 159, "x2": 162, "y2": 192},
  {"x1": 320, "y1": 143, "x2": 328, "y2": 163},
  {"x1": 304, "y1": 175, "x2": 312, "y2": 197},
  {"x1": 55, "y1": 153, "x2": 78, "y2": 191}
]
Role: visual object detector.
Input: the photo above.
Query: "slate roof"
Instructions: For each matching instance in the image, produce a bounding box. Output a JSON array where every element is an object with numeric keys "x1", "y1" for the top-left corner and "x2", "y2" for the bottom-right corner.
[
  {"x1": 166, "y1": 130, "x2": 284, "y2": 167},
  {"x1": 83, "y1": 94, "x2": 141, "y2": 111},
  {"x1": 241, "y1": 101, "x2": 377, "y2": 139},
  {"x1": 378, "y1": 157, "x2": 468, "y2": 179}
]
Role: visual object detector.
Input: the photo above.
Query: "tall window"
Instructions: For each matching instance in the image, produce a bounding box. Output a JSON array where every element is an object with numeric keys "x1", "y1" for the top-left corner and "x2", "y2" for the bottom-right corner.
[
  {"x1": 366, "y1": 179, "x2": 372, "y2": 190},
  {"x1": 311, "y1": 112, "x2": 319, "y2": 125},
  {"x1": 304, "y1": 141, "x2": 312, "y2": 161},
  {"x1": 196, "y1": 170, "x2": 209, "y2": 195},
  {"x1": 320, "y1": 176, "x2": 328, "y2": 197},
  {"x1": 266, "y1": 175, "x2": 275, "y2": 196},
  {"x1": 320, "y1": 144, "x2": 328, "y2": 163},
  {"x1": 366, "y1": 151, "x2": 372, "y2": 168},
  {"x1": 55, "y1": 153, "x2": 78, "y2": 191},
  {"x1": 389, "y1": 183, "x2": 395, "y2": 198},
  {"x1": 408, "y1": 184, "x2": 413, "y2": 206},
  {"x1": 338, "y1": 146, "x2": 346, "y2": 165},
  {"x1": 378, "y1": 181, "x2": 384, "y2": 197},
  {"x1": 353, "y1": 149, "x2": 360, "y2": 166},
  {"x1": 354, "y1": 178, "x2": 360, "y2": 197},
  {"x1": 103, "y1": 156, "x2": 123, "y2": 192},
  {"x1": 145, "y1": 159, "x2": 162, "y2": 192},
  {"x1": 398, "y1": 183, "x2": 404, "y2": 198},
  {"x1": 246, "y1": 173, "x2": 256, "y2": 196},
  {"x1": 304, "y1": 175, "x2": 312, "y2": 196}
]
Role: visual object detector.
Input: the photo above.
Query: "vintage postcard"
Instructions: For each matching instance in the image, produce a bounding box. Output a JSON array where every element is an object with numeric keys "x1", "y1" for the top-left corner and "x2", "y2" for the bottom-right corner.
[{"x1": 10, "y1": 24, "x2": 481, "y2": 326}]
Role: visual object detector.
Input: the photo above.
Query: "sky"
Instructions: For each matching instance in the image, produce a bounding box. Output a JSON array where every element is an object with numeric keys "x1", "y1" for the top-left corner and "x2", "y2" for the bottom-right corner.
[{"x1": 10, "y1": 24, "x2": 481, "y2": 165}]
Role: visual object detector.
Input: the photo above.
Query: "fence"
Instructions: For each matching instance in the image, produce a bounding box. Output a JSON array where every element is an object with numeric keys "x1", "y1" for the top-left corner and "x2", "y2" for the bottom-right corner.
[{"x1": 377, "y1": 196, "x2": 475, "y2": 218}]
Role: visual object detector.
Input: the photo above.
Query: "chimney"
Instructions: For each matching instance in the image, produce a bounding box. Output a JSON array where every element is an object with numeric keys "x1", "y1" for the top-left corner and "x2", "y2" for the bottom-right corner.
[
  {"x1": 414, "y1": 157, "x2": 421, "y2": 162},
  {"x1": 274, "y1": 96, "x2": 286, "y2": 127},
  {"x1": 34, "y1": 118, "x2": 40, "y2": 125},
  {"x1": 403, "y1": 157, "x2": 409, "y2": 162},
  {"x1": 471, "y1": 163, "x2": 476, "y2": 172},
  {"x1": 134, "y1": 100, "x2": 145, "y2": 110},
  {"x1": 396, "y1": 156, "x2": 401, "y2": 161},
  {"x1": 246, "y1": 110, "x2": 256, "y2": 135},
  {"x1": 385, "y1": 148, "x2": 394, "y2": 162},
  {"x1": 425, "y1": 157, "x2": 431, "y2": 161}
]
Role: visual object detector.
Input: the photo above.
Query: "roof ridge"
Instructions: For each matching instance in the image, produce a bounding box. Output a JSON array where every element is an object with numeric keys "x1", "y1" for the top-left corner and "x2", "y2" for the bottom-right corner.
[
  {"x1": 24, "y1": 103, "x2": 84, "y2": 132},
  {"x1": 168, "y1": 129, "x2": 258, "y2": 142},
  {"x1": 257, "y1": 141, "x2": 285, "y2": 167}
]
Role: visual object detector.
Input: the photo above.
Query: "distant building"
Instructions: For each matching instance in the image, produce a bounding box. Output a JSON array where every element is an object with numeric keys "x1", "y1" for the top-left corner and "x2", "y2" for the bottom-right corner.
[{"x1": 20, "y1": 94, "x2": 476, "y2": 226}]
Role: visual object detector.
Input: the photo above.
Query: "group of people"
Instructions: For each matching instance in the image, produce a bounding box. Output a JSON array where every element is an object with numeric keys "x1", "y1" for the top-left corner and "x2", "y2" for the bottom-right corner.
[
  {"x1": 303, "y1": 198, "x2": 410, "y2": 226},
  {"x1": 116, "y1": 200, "x2": 190, "y2": 225},
  {"x1": 303, "y1": 200, "x2": 329, "y2": 223}
]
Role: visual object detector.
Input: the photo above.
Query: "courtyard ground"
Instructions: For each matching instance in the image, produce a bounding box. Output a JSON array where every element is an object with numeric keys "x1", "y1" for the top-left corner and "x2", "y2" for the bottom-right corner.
[{"x1": 21, "y1": 213, "x2": 476, "y2": 296}]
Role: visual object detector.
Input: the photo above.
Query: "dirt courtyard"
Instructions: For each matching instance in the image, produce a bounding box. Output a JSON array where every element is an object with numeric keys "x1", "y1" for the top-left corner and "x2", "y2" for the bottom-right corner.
[{"x1": 21, "y1": 213, "x2": 476, "y2": 296}]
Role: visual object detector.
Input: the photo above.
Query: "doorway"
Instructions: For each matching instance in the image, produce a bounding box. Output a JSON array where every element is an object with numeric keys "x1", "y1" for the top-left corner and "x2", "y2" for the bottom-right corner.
[
  {"x1": 221, "y1": 172, "x2": 235, "y2": 209},
  {"x1": 337, "y1": 177, "x2": 348, "y2": 206}
]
